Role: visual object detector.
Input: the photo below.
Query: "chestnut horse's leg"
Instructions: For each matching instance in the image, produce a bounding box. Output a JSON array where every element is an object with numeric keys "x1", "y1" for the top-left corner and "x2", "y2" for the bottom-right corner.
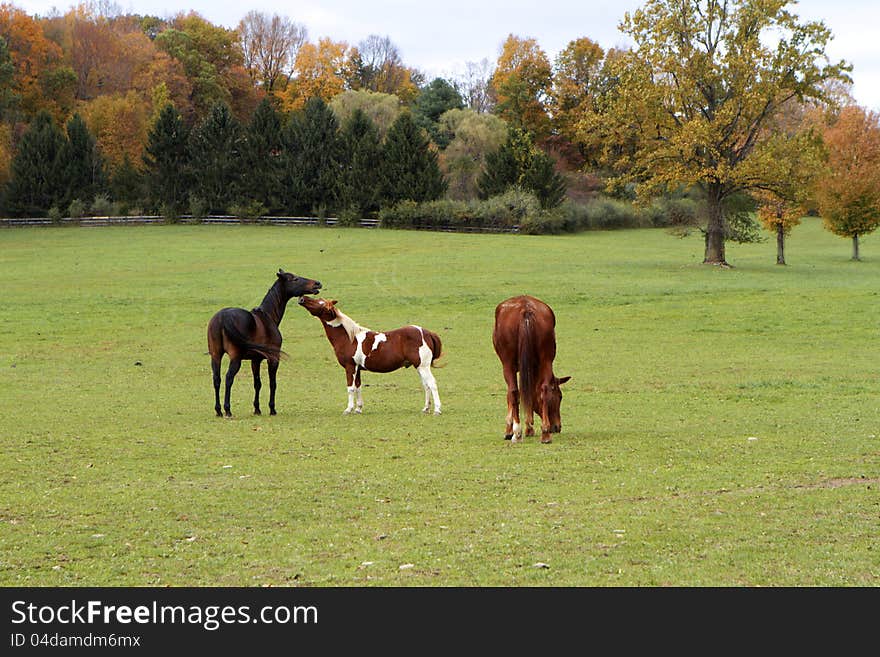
[
  {"x1": 501, "y1": 364, "x2": 521, "y2": 441},
  {"x1": 251, "y1": 359, "x2": 263, "y2": 415},
  {"x1": 223, "y1": 358, "x2": 241, "y2": 418},
  {"x1": 267, "y1": 358, "x2": 279, "y2": 415},
  {"x1": 212, "y1": 357, "x2": 223, "y2": 417}
]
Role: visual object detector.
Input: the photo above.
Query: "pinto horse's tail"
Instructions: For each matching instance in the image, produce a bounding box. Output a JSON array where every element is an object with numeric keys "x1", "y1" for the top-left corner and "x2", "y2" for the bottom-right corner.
[
  {"x1": 424, "y1": 329, "x2": 445, "y2": 368},
  {"x1": 518, "y1": 310, "x2": 538, "y2": 421}
]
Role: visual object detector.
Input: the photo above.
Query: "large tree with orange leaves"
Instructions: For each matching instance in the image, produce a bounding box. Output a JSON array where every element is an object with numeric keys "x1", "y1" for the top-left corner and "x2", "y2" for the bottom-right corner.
[
  {"x1": 490, "y1": 35, "x2": 552, "y2": 140},
  {"x1": 814, "y1": 105, "x2": 880, "y2": 261}
]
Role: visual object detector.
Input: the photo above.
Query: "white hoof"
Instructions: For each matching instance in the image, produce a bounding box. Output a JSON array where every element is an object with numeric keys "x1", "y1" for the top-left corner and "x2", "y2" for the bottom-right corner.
[
  {"x1": 433, "y1": 409, "x2": 442, "y2": 416},
  {"x1": 343, "y1": 408, "x2": 352, "y2": 415},
  {"x1": 354, "y1": 407, "x2": 363, "y2": 414}
]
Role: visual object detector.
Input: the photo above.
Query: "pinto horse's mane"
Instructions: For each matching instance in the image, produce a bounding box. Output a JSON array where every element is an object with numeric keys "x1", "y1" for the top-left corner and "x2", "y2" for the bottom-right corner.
[{"x1": 331, "y1": 306, "x2": 370, "y2": 342}]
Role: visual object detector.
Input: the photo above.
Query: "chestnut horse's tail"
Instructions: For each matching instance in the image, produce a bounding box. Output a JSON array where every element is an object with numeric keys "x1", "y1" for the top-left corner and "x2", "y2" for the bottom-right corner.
[{"x1": 518, "y1": 309, "x2": 538, "y2": 420}]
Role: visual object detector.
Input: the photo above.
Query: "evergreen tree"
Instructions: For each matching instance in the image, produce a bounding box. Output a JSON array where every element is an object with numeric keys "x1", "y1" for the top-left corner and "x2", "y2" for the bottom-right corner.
[
  {"x1": 379, "y1": 112, "x2": 447, "y2": 206},
  {"x1": 58, "y1": 113, "x2": 106, "y2": 209},
  {"x1": 477, "y1": 126, "x2": 566, "y2": 208},
  {"x1": 110, "y1": 154, "x2": 145, "y2": 208},
  {"x1": 188, "y1": 102, "x2": 243, "y2": 213},
  {"x1": 282, "y1": 97, "x2": 342, "y2": 215},
  {"x1": 4, "y1": 112, "x2": 66, "y2": 216},
  {"x1": 240, "y1": 98, "x2": 284, "y2": 213},
  {"x1": 524, "y1": 150, "x2": 567, "y2": 209},
  {"x1": 338, "y1": 108, "x2": 382, "y2": 216},
  {"x1": 412, "y1": 78, "x2": 464, "y2": 148},
  {"x1": 143, "y1": 104, "x2": 190, "y2": 214}
]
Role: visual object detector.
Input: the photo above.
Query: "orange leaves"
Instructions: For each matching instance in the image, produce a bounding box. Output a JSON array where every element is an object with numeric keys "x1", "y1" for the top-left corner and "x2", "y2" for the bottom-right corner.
[{"x1": 815, "y1": 105, "x2": 880, "y2": 239}]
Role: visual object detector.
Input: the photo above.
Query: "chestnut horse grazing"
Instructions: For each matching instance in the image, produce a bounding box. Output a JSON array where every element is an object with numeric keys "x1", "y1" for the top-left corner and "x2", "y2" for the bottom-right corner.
[
  {"x1": 493, "y1": 295, "x2": 570, "y2": 443},
  {"x1": 207, "y1": 269, "x2": 321, "y2": 417},
  {"x1": 298, "y1": 297, "x2": 443, "y2": 415}
]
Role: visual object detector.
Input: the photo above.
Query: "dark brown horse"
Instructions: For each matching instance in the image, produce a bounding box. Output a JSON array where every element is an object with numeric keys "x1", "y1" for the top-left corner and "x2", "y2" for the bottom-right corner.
[
  {"x1": 207, "y1": 269, "x2": 321, "y2": 417},
  {"x1": 493, "y1": 295, "x2": 570, "y2": 443},
  {"x1": 298, "y1": 297, "x2": 443, "y2": 415}
]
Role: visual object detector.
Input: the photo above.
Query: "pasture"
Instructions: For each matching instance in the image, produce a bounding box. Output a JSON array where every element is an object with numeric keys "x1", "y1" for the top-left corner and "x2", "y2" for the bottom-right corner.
[{"x1": 0, "y1": 219, "x2": 877, "y2": 586}]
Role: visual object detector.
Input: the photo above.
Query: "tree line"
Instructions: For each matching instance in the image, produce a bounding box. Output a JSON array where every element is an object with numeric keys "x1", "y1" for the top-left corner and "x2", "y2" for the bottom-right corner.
[{"x1": 1, "y1": 0, "x2": 879, "y2": 263}]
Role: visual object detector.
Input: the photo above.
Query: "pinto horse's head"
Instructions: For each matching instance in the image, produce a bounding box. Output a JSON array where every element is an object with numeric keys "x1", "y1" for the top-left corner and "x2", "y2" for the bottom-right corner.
[
  {"x1": 298, "y1": 296, "x2": 338, "y2": 321},
  {"x1": 277, "y1": 269, "x2": 322, "y2": 298}
]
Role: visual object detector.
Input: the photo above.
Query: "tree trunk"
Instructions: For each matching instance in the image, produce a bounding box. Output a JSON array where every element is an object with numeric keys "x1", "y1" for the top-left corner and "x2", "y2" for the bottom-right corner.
[
  {"x1": 776, "y1": 223, "x2": 786, "y2": 265},
  {"x1": 852, "y1": 234, "x2": 861, "y2": 261},
  {"x1": 703, "y1": 184, "x2": 727, "y2": 266}
]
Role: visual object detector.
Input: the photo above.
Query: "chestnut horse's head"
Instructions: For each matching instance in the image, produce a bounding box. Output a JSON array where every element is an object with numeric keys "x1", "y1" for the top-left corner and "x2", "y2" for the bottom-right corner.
[
  {"x1": 277, "y1": 269, "x2": 322, "y2": 298},
  {"x1": 539, "y1": 375, "x2": 571, "y2": 435}
]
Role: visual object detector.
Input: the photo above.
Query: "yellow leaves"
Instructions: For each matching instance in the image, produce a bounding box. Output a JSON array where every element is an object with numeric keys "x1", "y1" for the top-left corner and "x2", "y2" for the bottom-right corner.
[
  {"x1": 491, "y1": 34, "x2": 552, "y2": 139},
  {"x1": 284, "y1": 38, "x2": 353, "y2": 112}
]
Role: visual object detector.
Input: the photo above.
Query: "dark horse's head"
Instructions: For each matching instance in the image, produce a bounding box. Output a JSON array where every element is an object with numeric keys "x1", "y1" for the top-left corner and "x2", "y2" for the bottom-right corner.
[
  {"x1": 540, "y1": 375, "x2": 571, "y2": 435},
  {"x1": 277, "y1": 269, "x2": 322, "y2": 298}
]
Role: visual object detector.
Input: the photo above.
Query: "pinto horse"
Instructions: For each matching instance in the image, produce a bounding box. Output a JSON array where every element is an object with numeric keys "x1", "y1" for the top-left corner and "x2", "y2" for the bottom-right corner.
[
  {"x1": 493, "y1": 295, "x2": 570, "y2": 443},
  {"x1": 298, "y1": 297, "x2": 443, "y2": 415},
  {"x1": 207, "y1": 269, "x2": 321, "y2": 417}
]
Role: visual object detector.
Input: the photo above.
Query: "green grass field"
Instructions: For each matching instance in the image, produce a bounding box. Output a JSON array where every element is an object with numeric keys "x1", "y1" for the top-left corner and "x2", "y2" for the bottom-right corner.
[{"x1": 0, "y1": 219, "x2": 877, "y2": 586}]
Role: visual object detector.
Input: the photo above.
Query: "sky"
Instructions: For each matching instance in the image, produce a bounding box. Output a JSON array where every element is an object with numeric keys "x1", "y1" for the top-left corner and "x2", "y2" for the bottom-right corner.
[{"x1": 12, "y1": 0, "x2": 880, "y2": 111}]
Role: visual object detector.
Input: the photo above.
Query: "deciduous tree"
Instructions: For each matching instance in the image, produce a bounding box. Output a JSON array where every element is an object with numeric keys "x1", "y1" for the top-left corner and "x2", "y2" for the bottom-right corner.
[
  {"x1": 815, "y1": 105, "x2": 880, "y2": 261},
  {"x1": 490, "y1": 35, "x2": 552, "y2": 140},
  {"x1": 329, "y1": 89, "x2": 401, "y2": 141},
  {"x1": 438, "y1": 108, "x2": 507, "y2": 200},
  {"x1": 579, "y1": 0, "x2": 851, "y2": 266},
  {"x1": 237, "y1": 11, "x2": 307, "y2": 93},
  {"x1": 284, "y1": 38, "x2": 354, "y2": 112}
]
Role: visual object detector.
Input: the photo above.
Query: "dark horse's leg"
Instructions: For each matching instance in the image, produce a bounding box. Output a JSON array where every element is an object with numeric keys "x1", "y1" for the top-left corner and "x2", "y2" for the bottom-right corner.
[
  {"x1": 212, "y1": 358, "x2": 223, "y2": 417},
  {"x1": 223, "y1": 358, "x2": 242, "y2": 418},
  {"x1": 267, "y1": 359, "x2": 279, "y2": 415},
  {"x1": 251, "y1": 359, "x2": 263, "y2": 415}
]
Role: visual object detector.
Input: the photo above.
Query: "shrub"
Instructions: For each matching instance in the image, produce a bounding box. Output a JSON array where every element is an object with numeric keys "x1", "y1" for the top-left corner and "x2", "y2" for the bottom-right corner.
[
  {"x1": 189, "y1": 195, "x2": 208, "y2": 219},
  {"x1": 67, "y1": 198, "x2": 87, "y2": 219},
  {"x1": 90, "y1": 194, "x2": 114, "y2": 217},
  {"x1": 228, "y1": 200, "x2": 267, "y2": 223},
  {"x1": 47, "y1": 206, "x2": 63, "y2": 223}
]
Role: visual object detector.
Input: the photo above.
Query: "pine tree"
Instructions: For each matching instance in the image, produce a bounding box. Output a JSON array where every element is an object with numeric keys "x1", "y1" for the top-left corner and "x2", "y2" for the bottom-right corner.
[
  {"x1": 188, "y1": 102, "x2": 243, "y2": 214},
  {"x1": 338, "y1": 108, "x2": 382, "y2": 216},
  {"x1": 58, "y1": 113, "x2": 106, "y2": 209},
  {"x1": 477, "y1": 126, "x2": 566, "y2": 208},
  {"x1": 379, "y1": 112, "x2": 447, "y2": 206},
  {"x1": 282, "y1": 97, "x2": 342, "y2": 215},
  {"x1": 240, "y1": 98, "x2": 284, "y2": 213},
  {"x1": 4, "y1": 112, "x2": 66, "y2": 216},
  {"x1": 524, "y1": 150, "x2": 566, "y2": 209},
  {"x1": 110, "y1": 153, "x2": 144, "y2": 207},
  {"x1": 143, "y1": 104, "x2": 190, "y2": 214}
]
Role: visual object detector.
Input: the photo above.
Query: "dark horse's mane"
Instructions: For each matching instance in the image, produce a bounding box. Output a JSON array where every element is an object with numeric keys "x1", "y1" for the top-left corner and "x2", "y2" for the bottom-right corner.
[{"x1": 518, "y1": 308, "x2": 538, "y2": 421}]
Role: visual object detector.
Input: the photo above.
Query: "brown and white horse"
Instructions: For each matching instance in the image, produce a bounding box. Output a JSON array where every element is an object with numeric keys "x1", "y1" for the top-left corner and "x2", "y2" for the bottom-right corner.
[
  {"x1": 492, "y1": 295, "x2": 569, "y2": 443},
  {"x1": 298, "y1": 297, "x2": 443, "y2": 415}
]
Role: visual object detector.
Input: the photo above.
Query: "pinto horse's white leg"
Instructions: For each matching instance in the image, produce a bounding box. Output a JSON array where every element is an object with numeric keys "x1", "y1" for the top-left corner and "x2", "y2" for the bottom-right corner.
[
  {"x1": 354, "y1": 385, "x2": 364, "y2": 413},
  {"x1": 344, "y1": 385, "x2": 356, "y2": 414},
  {"x1": 416, "y1": 341, "x2": 441, "y2": 415}
]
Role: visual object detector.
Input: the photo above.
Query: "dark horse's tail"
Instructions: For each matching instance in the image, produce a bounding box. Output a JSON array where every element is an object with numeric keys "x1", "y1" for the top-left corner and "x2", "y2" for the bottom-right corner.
[
  {"x1": 211, "y1": 310, "x2": 286, "y2": 360},
  {"x1": 425, "y1": 329, "x2": 444, "y2": 368},
  {"x1": 518, "y1": 309, "x2": 538, "y2": 420}
]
